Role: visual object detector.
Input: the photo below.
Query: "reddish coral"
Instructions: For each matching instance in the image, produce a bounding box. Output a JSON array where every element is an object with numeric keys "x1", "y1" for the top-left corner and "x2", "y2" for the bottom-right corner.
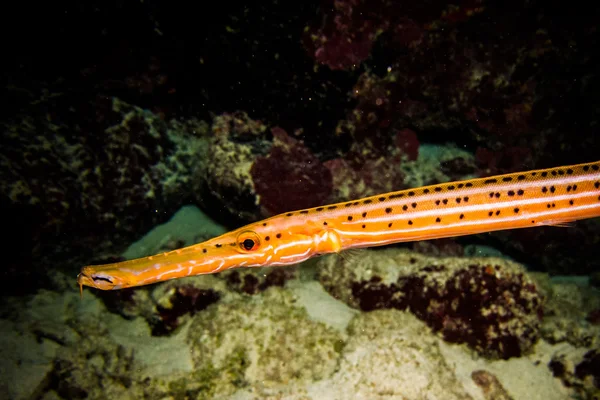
[
  {"x1": 250, "y1": 127, "x2": 333, "y2": 215},
  {"x1": 324, "y1": 156, "x2": 406, "y2": 202},
  {"x1": 319, "y1": 250, "x2": 543, "y2": 359},
  {"x1": 153, "y1": 286, "x2": 220, "y2": 336},
  {"x1": 224, "y1": 267, "x2": 298, "y2": 295},
  {"x1": 394, "y1": 128, "x2": 419, "y2": 161},
  {"x1": 352, "y1": 263, "x2": 542, "y2": 359},
  {"x1": 303, "y1": 0, "x2": 386, "y2": 70}
]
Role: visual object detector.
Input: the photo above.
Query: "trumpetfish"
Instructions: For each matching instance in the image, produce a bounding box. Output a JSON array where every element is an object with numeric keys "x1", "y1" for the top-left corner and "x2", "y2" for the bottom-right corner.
[{"x1": 78, "y1": 160, "x2": 600, "y2": 293}]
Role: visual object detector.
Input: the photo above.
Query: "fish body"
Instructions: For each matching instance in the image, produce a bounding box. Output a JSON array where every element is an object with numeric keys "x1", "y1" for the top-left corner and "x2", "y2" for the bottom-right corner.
[{"x1": 78, "y1": 160, "x2": 600, "y2": 291}]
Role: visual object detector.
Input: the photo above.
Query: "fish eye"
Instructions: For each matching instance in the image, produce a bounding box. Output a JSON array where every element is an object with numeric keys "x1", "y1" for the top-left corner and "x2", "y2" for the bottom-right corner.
[{"x1": 237, "y1": 231, "x2": 261, "y2": 252}]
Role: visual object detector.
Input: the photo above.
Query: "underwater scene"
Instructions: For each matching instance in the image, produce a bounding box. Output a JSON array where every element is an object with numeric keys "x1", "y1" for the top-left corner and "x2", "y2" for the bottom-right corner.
[{"x1": 2, "y1": 1, "x2": 600, "y2": 399}]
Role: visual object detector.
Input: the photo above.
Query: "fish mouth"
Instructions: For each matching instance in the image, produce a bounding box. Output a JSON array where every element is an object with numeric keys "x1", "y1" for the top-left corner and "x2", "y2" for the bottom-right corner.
[{"x1": 77, "y1": 270, "x2": 117, "y2": 294}]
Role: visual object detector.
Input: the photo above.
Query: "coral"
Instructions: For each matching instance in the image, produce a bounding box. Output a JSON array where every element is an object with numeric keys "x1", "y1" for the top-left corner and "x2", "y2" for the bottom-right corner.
[
  {"x1": 333, "y1": 310, "x2": 473, "y2": 399},
  {"x1": 537, "y1": 277, "x2": 600, "y2": 348},
  {"x1": 318, "y1": 248, "x2": 543, "y2": 358},
  {"x1": 197, "y1": 113, "x2": 333, "y2": 220},
  {"x1": 0, "y1": 95, "x2": 208, "y2": 289},
  {"x1": 186, "y1": 287, "x2": 343, "y2": 397},
  {"x1": 50, "y1": 332, "x2": 137, "y2": 399},
  {"x1": 251, "y1": 127, "x2": 333, "y2": 215},
  {"x1": 411, "y1": 238, "x2": 464, "y2": 257},
  {"x1": 302, "y1": 0, "x2": 388, "y2": 71},
  {"x1": 223, "y1": 266, "x2": 298, "y2": 295},
  {"x1": 194, "y1": 111, "x2": 270, "y2": 222},
  {"x1": 152, "y1": 284, "x2": 221, "y2": 336},
  {"x1": 324, "y1": 155, "x2": 406, "y2": 202},
  {"x1": 549, "y1": 347, "x2": 600, "y2": 399},
  {"x1": 471, "y1": 370, "x2": 514, "y2": 400},
  {"x1": 394, "y1": 128, "x2": 419, "y2": 161},
  {"x1": 439, "y1": 156, "x2": 478, "y2": 180}
]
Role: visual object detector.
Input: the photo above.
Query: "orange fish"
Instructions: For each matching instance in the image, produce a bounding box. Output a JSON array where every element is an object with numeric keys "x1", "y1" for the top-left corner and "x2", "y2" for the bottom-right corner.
[{"x1": 78, "y1": 160, "x2": 600, "y2": 293}]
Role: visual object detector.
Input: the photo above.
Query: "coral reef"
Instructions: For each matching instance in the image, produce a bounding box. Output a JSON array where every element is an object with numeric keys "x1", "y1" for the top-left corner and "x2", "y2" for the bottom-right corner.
[
  {"x1": 0, "y1": 95, "x2": 208, "y2": 290},
  {"x1": 195, "y1": 113, "x2": 333, "y2": 221},
  {"x1": 536, "y1": 275, "x2": 600, "y2": 348},
  {"x1": 329, "y1": 309, "x2": 473, "y2": 399},
  {"x1": 186, "y1": 287, "x2": 343, "y2": 397},
  {"x1": 318, "y1": 248, "x2": 543, "y2": 359},
  {"x1": 223, "y1": 266, "x2": 298, "y2": 295},
  {"x1": 549, "y1": 347, "x2": 600, "y2": 399},
  {"x1": 193, "y1": 111, "x2": 270, "y2": 222},
  {"x1": 251, "y1": 127, "x2": 333, "y2": 215}
]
